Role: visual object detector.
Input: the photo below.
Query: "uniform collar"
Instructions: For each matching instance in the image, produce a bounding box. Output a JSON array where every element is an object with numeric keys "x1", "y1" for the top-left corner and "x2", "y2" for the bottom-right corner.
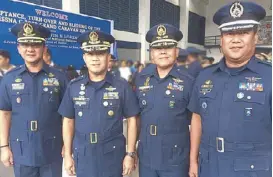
[
  {"x1": 18, "y1": 62, "x2": 50, "y2": 75},
  {"x1": 141, "y1": 64, "x2": 180, "y2": 79},
  {"x1": 83, "y1": 72, "x2": 114, "y2": 86},
  {"x1": 214, "y1": 56, "x2": 258, "y2": 74}
]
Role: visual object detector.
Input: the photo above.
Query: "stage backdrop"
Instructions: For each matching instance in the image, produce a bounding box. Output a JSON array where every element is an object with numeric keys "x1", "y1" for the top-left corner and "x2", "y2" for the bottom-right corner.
[{"x1": 0, "y1": 0, "x2": 113, "y2": 69}]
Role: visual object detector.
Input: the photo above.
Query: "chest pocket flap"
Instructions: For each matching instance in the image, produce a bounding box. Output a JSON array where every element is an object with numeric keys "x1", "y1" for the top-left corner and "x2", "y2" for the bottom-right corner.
[{"x1": 234, "y1": 156, "x2": 270, "y2": 171}]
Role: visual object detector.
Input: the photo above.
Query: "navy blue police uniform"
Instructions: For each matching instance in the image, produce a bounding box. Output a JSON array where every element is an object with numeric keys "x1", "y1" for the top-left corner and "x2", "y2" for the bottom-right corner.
[
  {"x1": 188, "y1": 2, "x2": 271, "y2": 177},
  {"x1": 58, "y1": 30, "x2": 140, "y2": 177},
  {"x1": 0, "y1": 22, "x2": 68, "y2": 177},
  {"x1": 109, "y1": 54, "x2": 121, "y2": 78},
  {"x1": 185, "y1": 47, "x2": 203, "y2": 78},
  {"x1": 135, "y1": 24, "x2": 194, "y2": 177}
]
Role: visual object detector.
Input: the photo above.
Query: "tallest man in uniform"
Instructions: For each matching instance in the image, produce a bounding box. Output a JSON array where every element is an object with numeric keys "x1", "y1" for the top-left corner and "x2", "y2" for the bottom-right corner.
[{"x1": 189, "y1": 2, "x2": 271, "y2": 177}]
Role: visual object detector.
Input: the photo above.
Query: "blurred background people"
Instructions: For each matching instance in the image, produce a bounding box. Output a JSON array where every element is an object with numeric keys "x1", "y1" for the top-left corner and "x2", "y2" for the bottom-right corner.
[
  {"x1": 66, "y1": 65, "x2": 79, "y2": 81},
  {"x1": 119, "y1": 59, "x2": 132, "y2": 81},
  {"x1": 108, "y1": 54, "x2": 120, "y2": 77},
  {"x1": 0, "y1": 49, "x2": 15, "y2": 77}
]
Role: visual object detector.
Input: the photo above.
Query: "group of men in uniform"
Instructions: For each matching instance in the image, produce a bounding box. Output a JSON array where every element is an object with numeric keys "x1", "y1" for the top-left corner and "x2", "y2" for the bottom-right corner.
[{"x1": 0, "y1": 1, "x2": 271, "y2": 177}]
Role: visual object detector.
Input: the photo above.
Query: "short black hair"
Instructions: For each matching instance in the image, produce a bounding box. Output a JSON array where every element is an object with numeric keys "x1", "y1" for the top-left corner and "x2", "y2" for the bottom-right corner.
[{"x1": 0, "y1": 49, "x2": 10, "y2": 59}]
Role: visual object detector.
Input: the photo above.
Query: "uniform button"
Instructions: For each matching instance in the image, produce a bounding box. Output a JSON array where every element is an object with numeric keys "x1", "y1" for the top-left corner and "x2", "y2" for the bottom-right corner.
[
  {"x1": 143, "y1": 93, "x2": 146, "y2": 96},
  {"x1": 16, "y1": 139, "x2": 19, "y2": 141},
  {"x1": 78, "y1": 111, "x2": 83, "y2": 117},
  {"x1": 251, "y1": 165, "x2": 254, "y2": 169},
  {"x1": 103, "y1": 101, "x2": 109, "y2": 107},
  {"x1": 174, "y1": 145, "x2": 177, "y2": 148},
  {"x1": 113, "y1": 146, "x2": 116, "y2": 149},
  {"x1": 172, "y1": 95, "x2": 174, "y2": 98},
  {"x1": 247, "y1": 96, "x2": 251, "y2": 99},
  {"x1": 53, "y1": 136, "x2": 56, "y2": 139}
]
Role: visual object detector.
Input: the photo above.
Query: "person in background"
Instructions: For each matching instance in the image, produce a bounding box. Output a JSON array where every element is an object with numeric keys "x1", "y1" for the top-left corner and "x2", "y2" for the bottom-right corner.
[
  {"x1": 66, "y1": 65, "x2": 79, "y2": 81},
  {"x1": 43, "y1": 48, "x2": 63, "y2": 71},
  {"x1": 119, "y1": 60, "x2": 132, "y2": 81},
  {"x1": 201, "y1": 56, "x2": 215, "y2": 68},
  {"x1": 186, "y1": 47, "x2": 203, "y2": 78},
  {"x1": 131, "y1": 63, "x2": 145, "y2": 90},
  {"x1": 0, "y1": 50, "x2": 15, "y2": 77},
  {"x1": 177, "y1": 48, "x2": 189, "y2": 68},
  {"x1": 108, "y1": 54, "x2": 121, "y2": 77},
  {"x1": 80, "y1": 65, "x2": 88, "y2": 76}
]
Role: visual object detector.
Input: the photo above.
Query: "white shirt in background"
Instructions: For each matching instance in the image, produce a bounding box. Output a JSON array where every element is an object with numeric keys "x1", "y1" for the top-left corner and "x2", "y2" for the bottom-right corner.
[{"x1": 119, "y1": 67, "x2": 132, "y2": 81}]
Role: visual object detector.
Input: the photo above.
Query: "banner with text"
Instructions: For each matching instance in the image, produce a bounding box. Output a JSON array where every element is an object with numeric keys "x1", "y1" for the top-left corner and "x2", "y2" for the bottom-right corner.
[{"x1": 0, "y1": 0, "x2": 113, "y2": 69}]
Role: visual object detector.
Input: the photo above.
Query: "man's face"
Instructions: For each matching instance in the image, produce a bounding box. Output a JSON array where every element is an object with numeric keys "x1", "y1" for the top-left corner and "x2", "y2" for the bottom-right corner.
[
  {"x1": 0, "y1": 56, "x2": 9, "y2": 68},
  {"x1": 83, "y1": 51, "x2": 110, "y2": 75},
  {"x1": 17, "y1": 43, "x2": 45, "y2": 64},
  {"x1": 150, "y1": 47, "x2": 179, "y2": 69},
  {"x1": 221, "y1": 29, "x2": 257, "y2": 63},
  {"x1": 187, "y1": 54, "x2": 198, "y2": 64}
]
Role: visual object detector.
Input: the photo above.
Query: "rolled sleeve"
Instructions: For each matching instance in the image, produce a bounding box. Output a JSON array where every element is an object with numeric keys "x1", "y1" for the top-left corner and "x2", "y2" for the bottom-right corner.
[
  {"x1": 58, "y1": 83, "x2": 75, "y2": 119},
  {"x1": 122, "y1": 83, "x2": 140, "y2": 118},
  {"x1": 0, "y1": 76, "x2": 12, "y2": 111}
]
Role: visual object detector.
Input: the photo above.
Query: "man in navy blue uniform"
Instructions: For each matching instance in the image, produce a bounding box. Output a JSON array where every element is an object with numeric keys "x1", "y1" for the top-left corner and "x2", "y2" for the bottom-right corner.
[
  {"x1": 177, "y1": 48, "x2": 189, "y2": 69},
  {"x1": 58, "y1": 30, "x2": 140, "y2": 177},
  {"x1": 0, "y1": 22, "x2": 68, "y2": 177},
  {"x1": 108, "y1": 54, "x2": 121, "y2": 77},
  {"x1": 135, "y1": 24, "x2": 194, "y2": 177},
  {"x1": 185, "y1": 47, "x2": 203, "y2": 78},
  {"x1": 188, "y1": 2, "x2": 271, "y2": 177}
]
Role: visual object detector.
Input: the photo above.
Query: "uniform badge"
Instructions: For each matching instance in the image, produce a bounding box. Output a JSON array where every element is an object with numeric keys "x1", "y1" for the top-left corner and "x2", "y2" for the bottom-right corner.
[
  {"x1": 78, "y1": 111, "x2": 83, "y2": 117},
  {"x1": 142, "y1": 100, "x2": 147, "y2": 106},
  {"x1": 230, "y1": 2, "x2": 244, "y2": 18},
  {"x1": 106, "y1": 86, "x2": 116, "y2": 92},
  {"x1": 15, "y1": 78, "x2": 22, "y2": 83},
  {"x1": 12, "y1": 83, "x2": 25, "y2": 90},
  {"x1": 79, "y1": 91, "x2": 85, "y2": 95},
  {"x1": 139, "y1": 77, "x2": 153, "y2": 92},
  {"x1": 89, "y1": 31, "x2": 99, "y2": 44},
  {"x1": 200, "y1": 80, "x2": 213, "y2": 95},
  {"x1": 169, "y1": 101, "x2": 175, "y2": 108},
  {"x1": 239, "y1": 82, "x2": 263, "y2": 92},
  {"x1": 245, "y1": 108, "x2": 252, "y2": 117},
  {"x1": 103, "y1": 92, "x2": 119, "y2": 100},
  {"x1": 23, "y1": 23, "x2": 35, "y2": 37},
  {"x1": 202, "y1": 102, "x2": 207, "y2": 109},
  {"x1": 157, "y1": 25, "x2": 167, "y2": 37},
  {"x1": 172, "y1": 78, "x2": 183, "y2": 83},
  {"x1": 103, "y1": 101, "x2": 109, "y2": 107},
  {"x1": 237, "y1": 92, "x2": 244, "y2": 99},
  {"x1": 48, "y1": 73, "x2": 55, "y2": 78}
]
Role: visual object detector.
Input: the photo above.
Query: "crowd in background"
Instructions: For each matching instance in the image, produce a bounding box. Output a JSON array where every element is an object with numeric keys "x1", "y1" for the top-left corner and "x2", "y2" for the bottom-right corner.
[{"x1": 0, "y1": 47, "x2": 272, "y2": 85}]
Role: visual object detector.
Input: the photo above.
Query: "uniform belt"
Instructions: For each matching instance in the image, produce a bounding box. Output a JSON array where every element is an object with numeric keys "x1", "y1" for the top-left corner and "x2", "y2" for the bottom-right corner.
[
  {"x1": 201, "y1": 135, "x2": 271, "y2": 153},
  {"x1": 75, "y1": 128, "x2": 122, "y2": 144},
  {"x1": 147, "y1": 124, "x2": 188, "y2": 136}
]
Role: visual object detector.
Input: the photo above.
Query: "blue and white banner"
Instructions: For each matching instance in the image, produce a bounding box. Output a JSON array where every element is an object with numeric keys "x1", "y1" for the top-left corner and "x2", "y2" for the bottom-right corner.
[{"x1": 0, "y1": 0, "x2": 113, "y2": 69}]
